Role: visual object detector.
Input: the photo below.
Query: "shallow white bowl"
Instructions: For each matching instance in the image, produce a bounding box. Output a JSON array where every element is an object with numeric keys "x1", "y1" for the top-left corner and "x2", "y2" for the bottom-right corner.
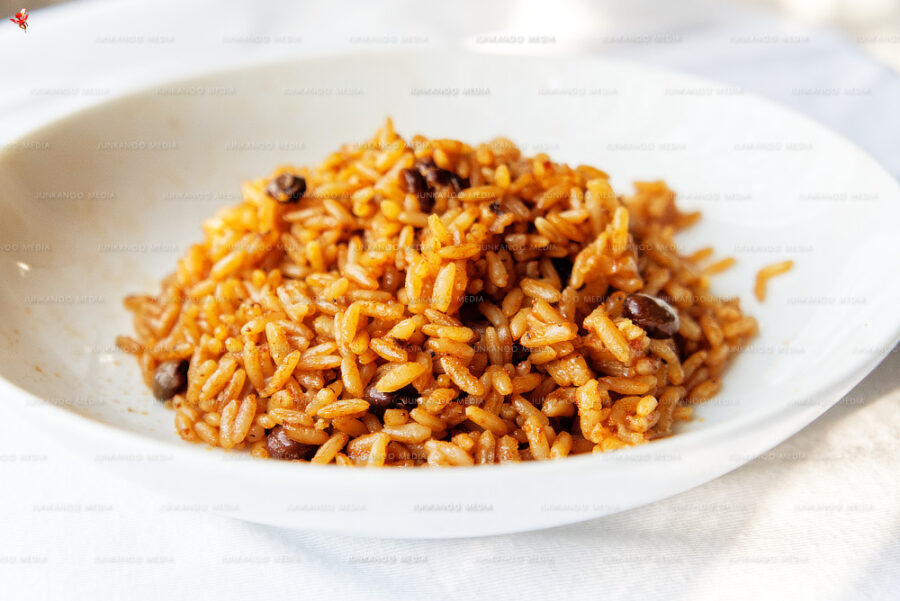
[{"x1": 0, "y1": 53, "x2": 897, "y2": 538}]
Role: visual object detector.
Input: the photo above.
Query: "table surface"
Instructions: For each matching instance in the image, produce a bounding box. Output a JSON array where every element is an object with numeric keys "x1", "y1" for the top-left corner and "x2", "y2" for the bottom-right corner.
[{"x1": 1, "y1": 1, "x2": 898, "y2": 599}]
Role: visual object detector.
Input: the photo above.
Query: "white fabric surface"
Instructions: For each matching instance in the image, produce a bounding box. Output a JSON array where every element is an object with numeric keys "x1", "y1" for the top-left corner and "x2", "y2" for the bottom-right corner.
[{"x1": 0, "y1": 1, "x2": 898, "y2": 599}]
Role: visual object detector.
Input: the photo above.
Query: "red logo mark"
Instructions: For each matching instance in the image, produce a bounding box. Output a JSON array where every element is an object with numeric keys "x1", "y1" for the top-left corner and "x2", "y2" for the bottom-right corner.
[{"x1": 10, "y1": 8, "x2": 29, "y2": 32}]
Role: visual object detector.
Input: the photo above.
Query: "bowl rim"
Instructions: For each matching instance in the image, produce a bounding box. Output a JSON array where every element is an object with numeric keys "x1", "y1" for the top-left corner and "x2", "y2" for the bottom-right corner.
[{"x1": 1, "y1": 50, "x2": 899, "y2": 485}]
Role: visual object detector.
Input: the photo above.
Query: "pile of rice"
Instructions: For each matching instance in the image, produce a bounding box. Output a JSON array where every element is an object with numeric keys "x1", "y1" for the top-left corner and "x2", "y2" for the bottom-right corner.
[{"x1": 118, "y1": 120, "x2": 757, "y2": 466}]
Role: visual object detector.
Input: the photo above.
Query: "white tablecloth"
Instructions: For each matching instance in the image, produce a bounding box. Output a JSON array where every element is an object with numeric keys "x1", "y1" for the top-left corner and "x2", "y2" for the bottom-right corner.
[{"x1": 1, "y1": 1, "x2": 897, "y2": 599}]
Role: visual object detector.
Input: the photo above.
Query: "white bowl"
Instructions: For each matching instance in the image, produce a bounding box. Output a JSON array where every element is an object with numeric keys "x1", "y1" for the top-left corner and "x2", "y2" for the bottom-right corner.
[{"x1": 1, "y1": 53, "x2": 897, "y2": 538}]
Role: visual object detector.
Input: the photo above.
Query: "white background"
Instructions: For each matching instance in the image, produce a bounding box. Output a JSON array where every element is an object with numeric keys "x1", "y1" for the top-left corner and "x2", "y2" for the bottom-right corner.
[{"x1": 0, "y1": 1, "x2": 898, "y2": 599}]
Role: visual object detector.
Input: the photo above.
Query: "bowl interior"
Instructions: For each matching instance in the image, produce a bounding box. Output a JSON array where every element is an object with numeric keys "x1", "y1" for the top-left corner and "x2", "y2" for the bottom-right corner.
[{"x1": 1, "y1": 53, "x2": 898, "y2": 454}]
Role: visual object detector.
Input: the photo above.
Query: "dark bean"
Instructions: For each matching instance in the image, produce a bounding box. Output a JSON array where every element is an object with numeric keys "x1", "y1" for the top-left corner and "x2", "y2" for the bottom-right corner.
[
  {"x1": 363, "y1": 383, "x2": 396, "y2": 411},
  {"x1": 151, "y1": 360, "x2": 188, "y2": 401},
  {"x1": 449, "y1": 173, "x2": 469, "y2": 193},
  {"x1": 417, "y1": 194, "x2": 435, "y2": 213},
  {"x1": 423, "y1": 166, "x2": 453, "y2": 187},
  {"x1": 363, "y1": 383, "x2": 419, "y2": 413},
  {"x1": 551, "y1": 256, "x2": 573, "y2": 287},
  {"x1": 393, "y1": 385, "x2": 420, "y2": 409},
  {"x1": 266, "y1": 426, "x2": 316, "y2": 460},
  {"x1": 622, "y1": 293, "x2": 680, "y2": 339},
  {"x1": 399, "y1": 167, "x2": 428, "y2": 196},
  {"x1": 399, "y1": 168, "x2": 434, "y2": 211},
  {"x1": 266, "y1": 173, "x2": 306, "y2": 203}
]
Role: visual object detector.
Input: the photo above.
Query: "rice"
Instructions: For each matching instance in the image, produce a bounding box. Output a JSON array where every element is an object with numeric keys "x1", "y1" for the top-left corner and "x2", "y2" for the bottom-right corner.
[
  {"x1": 755, "y1": 260, "x2": 794, "y2": 301},
  {"x1": 119, "y1": 120, "x2": 760, "y2": 466}
]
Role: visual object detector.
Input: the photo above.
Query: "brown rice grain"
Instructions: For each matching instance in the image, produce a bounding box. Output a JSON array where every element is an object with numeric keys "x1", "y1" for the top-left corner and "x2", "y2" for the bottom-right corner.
[
  {"x1": 311, "y1": 433, "x2": 350, "y2": 465},
  {"x1": 465, "y1": 405, "x2": 509, "y2": 436},
  {"x1": 755, "y1": 260, "x2": 794, "y2": 301}
]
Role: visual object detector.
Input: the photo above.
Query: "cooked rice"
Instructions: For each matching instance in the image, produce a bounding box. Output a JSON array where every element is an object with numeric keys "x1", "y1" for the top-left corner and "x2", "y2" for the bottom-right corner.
[
  {"x1": 754, "y1": 260, "x2": 794, "y2": 302},
  {"x1": 118, "y1": 120, "x2": 758, "y2": 466}
]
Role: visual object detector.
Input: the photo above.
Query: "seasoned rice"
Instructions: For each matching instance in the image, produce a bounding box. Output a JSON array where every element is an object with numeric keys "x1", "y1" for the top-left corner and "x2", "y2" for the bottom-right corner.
[
  {"x1": 754, "y1": 260, "x2": 794, "y2": 302},
  {"x1": 118, "y1": 120, "x2": 758, "y2": 466}
]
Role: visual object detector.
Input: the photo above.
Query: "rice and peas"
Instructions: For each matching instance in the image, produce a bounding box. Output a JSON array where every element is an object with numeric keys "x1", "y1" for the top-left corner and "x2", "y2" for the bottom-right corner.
[{"x1": 118, "y1": 120, "x2": 788, "y2": 467}]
